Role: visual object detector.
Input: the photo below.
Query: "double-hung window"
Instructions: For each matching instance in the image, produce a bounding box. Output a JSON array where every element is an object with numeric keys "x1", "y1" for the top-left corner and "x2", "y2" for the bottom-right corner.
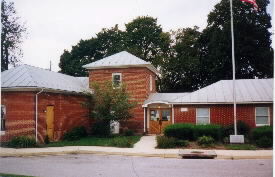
[
  {"x1": 1, "y1": 105, "x2": 6, "y2": 132},
  {"x1": 112, "y1": 73, "x2": 122, "y2": 88},
  {"x1": 255, "y1": 107, "x2": 269, "y2": 126},
  {"x1": 196, "y1": 108, "x2": 210, "y2": 124}
]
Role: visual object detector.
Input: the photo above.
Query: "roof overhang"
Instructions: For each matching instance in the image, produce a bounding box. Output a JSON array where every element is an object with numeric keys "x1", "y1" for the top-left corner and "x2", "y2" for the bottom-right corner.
[
  {"x1": 83, "y1": 64, "x2": 159, "y2": 75},
  {"x1": 142, "y1": 101, "x2": 171, "y2": 107},
  {"x1": 1, "y1": 87, "x2": 92, "y2": 95},
  {"x1": 171, "y1": 102, "x2": 273, "y2": 105}
]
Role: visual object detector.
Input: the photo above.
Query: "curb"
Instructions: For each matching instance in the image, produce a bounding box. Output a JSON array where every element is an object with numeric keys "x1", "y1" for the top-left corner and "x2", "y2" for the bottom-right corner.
[{"x1": 0, "y1": 150, "x2": 272, "y2": 159}]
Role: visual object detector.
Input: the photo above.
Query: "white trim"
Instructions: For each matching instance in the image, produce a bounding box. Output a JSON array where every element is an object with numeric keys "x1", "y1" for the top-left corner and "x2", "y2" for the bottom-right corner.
[
  {"x1": 196, "y1": 108, "x2": 210, "y2": 124},
  {"x1": 0, "y1": 131, "x2": 5, "y2": 135},
  {"x1": 142, "y1": 101, "x2": 170, "y2": 107},
  {"x1": 255, "y1": 107, "x2": 270, "y2": 126}
]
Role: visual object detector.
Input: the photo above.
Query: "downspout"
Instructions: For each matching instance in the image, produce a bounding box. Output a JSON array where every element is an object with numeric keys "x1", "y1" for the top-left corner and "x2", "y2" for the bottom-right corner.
[
  {"x1": 143, "y1": 107, "x2": 146, "y2": 133},
  {"x1": 35, "y1": 88, "x2": 44, "y2": 142},
  {"x1": 172, "y1": 104, "x2": 174, "y2": 124}
]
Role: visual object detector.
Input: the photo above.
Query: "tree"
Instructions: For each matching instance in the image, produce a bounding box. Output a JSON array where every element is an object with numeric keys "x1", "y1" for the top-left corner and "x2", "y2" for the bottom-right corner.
[
  {"x1": 90, "y1": 81, "x2": 136, "y2": 136},
  {"x1": 125, "y1": 16, "x2": 171, "y2": 68},
  {"x1": 198, "y1": 0, "x2": 273, "y2": 87},
  {"x1": 59, "y1": 25, "x2": 126, "y2": 76},
  {"x1": 1, "y1": 0, "x2": 26, "y2": 71},
  {"x1": 160, "y1": 27, "x2": 201, "y2": 92}
]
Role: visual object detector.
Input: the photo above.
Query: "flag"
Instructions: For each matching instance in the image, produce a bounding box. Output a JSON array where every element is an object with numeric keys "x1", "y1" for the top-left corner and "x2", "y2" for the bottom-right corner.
[{"x1": 240, "y1": 0, "x2": 259, "y2": 9}]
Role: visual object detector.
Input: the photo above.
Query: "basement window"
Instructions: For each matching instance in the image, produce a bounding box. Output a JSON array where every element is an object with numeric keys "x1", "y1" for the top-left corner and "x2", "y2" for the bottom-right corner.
[
  {"x1": 112, "y1": 73, "x2": 122, "y2": 88},
  {"x1": 255, "y1": 107, "x2": 269, "y2": 126},
  {"x1": 196, "y1": 108, "x2": 210, "y2": 124},
  {"x1": 1, "y1": 105, "x2": 6, "y2": 132}
]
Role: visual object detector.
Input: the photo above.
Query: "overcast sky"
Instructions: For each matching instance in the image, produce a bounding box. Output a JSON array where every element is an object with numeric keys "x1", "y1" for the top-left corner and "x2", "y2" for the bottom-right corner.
[{"x1": 13, "y1": 0, "x2": 274, "y2": 72}]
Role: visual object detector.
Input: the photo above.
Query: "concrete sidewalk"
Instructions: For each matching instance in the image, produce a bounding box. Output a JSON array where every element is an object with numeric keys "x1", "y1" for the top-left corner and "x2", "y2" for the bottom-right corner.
[{"x1": 0, "y1": 136, "x2": 272, "y2": 159}]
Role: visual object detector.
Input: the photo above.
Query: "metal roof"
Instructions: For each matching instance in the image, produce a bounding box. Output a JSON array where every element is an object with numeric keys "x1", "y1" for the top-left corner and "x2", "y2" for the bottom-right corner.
[
  {"x1": 172, "y1": 79, "x2": 273, "y2": 104},
  {"x1": 1, "y1": 65, "x2": 90, "y2": 93},
  {"x1": 144, "y1": 93, "x2": 190, "y2": 106},
  {"x1": 82, "y1": 51, "x2": 159, "y2": 74}
]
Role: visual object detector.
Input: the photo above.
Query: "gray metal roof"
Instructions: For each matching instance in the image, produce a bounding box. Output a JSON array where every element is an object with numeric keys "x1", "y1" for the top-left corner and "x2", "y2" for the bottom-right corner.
[
  {"x1": 1, "y1": 65, "x2": 90, "y2": 93},
  {"x1": 83, "y1": 51, "x2": 159, "y2": 74},
  {"x1": 144, "y1": 93, "x2": 190, "y2": 106},
  {"x1": 172, "y1": 79, "x2": 273, "y2": 104}
]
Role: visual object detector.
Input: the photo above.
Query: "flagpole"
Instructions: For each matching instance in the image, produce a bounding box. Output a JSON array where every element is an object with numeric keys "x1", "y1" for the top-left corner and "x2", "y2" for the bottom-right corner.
[{"x1": 230, "y1": 0, "x2": 237, "y2": 135}]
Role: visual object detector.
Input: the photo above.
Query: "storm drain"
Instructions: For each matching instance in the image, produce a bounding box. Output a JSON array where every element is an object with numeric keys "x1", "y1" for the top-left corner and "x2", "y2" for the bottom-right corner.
[{"x1": 179, "y1": 150, "x2": 217, "y2": 159}]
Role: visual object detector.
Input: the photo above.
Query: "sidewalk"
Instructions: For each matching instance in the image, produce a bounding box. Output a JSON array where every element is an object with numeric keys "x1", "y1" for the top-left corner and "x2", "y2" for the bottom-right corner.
[{"x1": 0, "y1": 136, "x2": 272, "y2": 159}]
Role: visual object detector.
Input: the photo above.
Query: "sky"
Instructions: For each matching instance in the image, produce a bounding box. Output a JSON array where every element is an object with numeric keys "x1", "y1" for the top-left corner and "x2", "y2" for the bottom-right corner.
[{"x1": 12, "y1": 0, "x2": 274, "y2": 72}]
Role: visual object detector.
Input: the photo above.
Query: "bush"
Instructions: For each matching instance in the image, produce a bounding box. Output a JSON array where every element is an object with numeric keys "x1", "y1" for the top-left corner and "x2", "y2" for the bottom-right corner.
[
  {"x1": 164, "y1": 123, "x2": 194, "y2": 140},
  {"x1": 222, "y1": 120, "x2": 250, "y2": 138},
  {"x1": 175, "y1": 139, "x2": 189, "y2": 147},
  {"x1": 156, "y1": 136, "x2": 177, "y2": 149},
  {"x1": 111, "y1": 136, "x2": 131, "y2": 147},
  {"x1": 92, "y1": 120, "x2": 110, "y2": 137},
  {"x1": 251, "y1": 126, "x2": 273, "y2": 148},
  {"x1": 8, "y1": 136, "x2": 37, "y2": 148},
  {"x1": 197, "y1": 136, "x2": 215, "y2": 147},
  {"x1": 124, "y1": 129, "x2": 134, "y2": 136},
  {"x1": 193, "y1": 124, "x2": 222, "y2": 141},
  {"x1": 63, "y1": 126, "x2": 87, "y2": 141},
  {"x1": 255, "y1": 136, "x2": 272, "y2": 148},
  {"x1": 251, "y1": 126, "x2": 273, "y2": 141}
]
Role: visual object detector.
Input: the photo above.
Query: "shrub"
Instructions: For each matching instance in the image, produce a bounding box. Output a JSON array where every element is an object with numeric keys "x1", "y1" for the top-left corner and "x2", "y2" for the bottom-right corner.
[
  {"x1": 222, "y1": 120, "x2": 250, "y2": 138},
  {"x1": 175, "y1": 140, "x2": 189, "y2": 147},
  {"x1": 124, "y1": 129, "x2": 134, "y2": 136},
  {"x1": 164, "y1": 123, "x2": 194, "y2": 140},
  {"x1": 251, "y1": 126, "x2": 273, "y2": 141},
  {"x1": 156, "y1": 136, "x2": 177, "y2": 149},
  {"x1": 63, "y1": 126, "x2": 87, "y2": 141},
  {"x1": 193, "y1": 124, "x2": 222, "y2": 141},
  {"x1": 255, "y1": 136, "x2": 273, "y2": 148},
  {"x1": 8, "y1": 136, "x2": 37, "y2": 148},
  {"x1": 111, "y1": 136, "x2": 131, "y2": 148},
  {"x1": 197, "y1": 136, "x2": 215, "y2": 147},
  {"x1": 92, "y1": 120, "x2": 110, "y2": 137}
]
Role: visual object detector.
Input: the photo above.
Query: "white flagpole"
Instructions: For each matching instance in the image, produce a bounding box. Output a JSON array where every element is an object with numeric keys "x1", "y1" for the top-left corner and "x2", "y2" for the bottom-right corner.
[{"x1": 230, "y1": 0, "x2": 237, "y2": 135}]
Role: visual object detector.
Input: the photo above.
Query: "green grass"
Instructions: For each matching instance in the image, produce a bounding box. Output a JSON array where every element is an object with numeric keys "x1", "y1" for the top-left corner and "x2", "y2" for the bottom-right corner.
[
  {"x1": 45, "y1": 135, "x2": 141, "y2": 148},
  {"x1": 225, "y1": 144, "x2": 257, "y2": 150},
  {"x1": 0, "y1": 173, "x2": 35, "y2": 177}
]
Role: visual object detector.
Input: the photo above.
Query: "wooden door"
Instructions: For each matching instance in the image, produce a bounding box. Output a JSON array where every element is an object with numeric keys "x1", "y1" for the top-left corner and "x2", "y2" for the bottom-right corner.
[
  {"x1": 149, "y1": 109, "x2": 172, "y2": 134},
  {"x1": 46, "y1": 106, "x2": 54, "y2": 141}
]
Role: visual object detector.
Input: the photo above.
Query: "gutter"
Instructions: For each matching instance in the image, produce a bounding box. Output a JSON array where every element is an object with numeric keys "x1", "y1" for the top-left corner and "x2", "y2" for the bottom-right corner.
[{"x1": 35, "y1": 88, "x2": 44, "y2": 142}]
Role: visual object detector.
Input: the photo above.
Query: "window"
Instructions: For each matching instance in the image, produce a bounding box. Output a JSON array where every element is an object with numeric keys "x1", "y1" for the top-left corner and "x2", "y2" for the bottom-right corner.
[
  {"x1": 255, "y1": 107, "x2": 269, "y2": 126},
  {"x1": 196, "y1": 108, "x2": 210, "y2": 124},
  {"x1": 112, "y1": 73, "x2": 122, "y2": 87},
  {"x1": 150, "y1": 75, "x2": 153, "y2": 91},
  {"x1": 1, "y1": 105, "x2": 6, "y2": 131}
]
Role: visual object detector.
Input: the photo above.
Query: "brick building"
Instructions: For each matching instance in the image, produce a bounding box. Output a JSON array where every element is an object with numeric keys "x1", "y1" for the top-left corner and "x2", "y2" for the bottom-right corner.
[{"x1": 1, "y1": 51, "x2": 273, "y2": 142}]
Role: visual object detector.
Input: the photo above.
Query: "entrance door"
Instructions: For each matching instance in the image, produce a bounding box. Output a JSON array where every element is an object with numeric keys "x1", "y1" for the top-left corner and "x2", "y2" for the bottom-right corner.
[
  {"x1": 46, "y1": 106, "x2": 54, "y2": 141},
  {"x1": 149, "y1": 109, "x2": 172, "y2": 134}
]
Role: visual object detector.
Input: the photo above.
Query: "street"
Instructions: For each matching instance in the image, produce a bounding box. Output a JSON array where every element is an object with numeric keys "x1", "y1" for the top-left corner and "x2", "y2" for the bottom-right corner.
[{"x1": 0, "y1": 154, "x2": 272, "y2": 177}]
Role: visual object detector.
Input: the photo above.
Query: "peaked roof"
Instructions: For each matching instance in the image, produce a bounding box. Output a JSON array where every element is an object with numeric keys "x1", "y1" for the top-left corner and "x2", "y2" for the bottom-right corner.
[
  {"x1": 1, "y1": 65, "x2": 90, "y2": 93},
  {"x1": 144, "y1": 93, "x2": 190, "y2": 106},
  {"x1": 172, "y1": 79, "x2": 273, "y2": 104},
  {"x1": 83, "y1": 51, "x2": 159, "y2": 74}
]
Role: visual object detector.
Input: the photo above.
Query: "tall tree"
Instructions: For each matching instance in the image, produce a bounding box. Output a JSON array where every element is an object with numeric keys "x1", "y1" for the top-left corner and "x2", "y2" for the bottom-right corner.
[
  {"x1": 125, "y1": 16, "x2": 171, "y2": 67},
  {"x1": 198, "y1": 0, "x2": 273, "y2": 87},
  {"x1": 1, "y1": 0, "x2": 26, "y2": 71},
  {"x1": 59, "y1": 25, "x2": 125, "y2": 76},
  {"x1": 160, "y1": 27, "x2": 201, "y2": 92}
]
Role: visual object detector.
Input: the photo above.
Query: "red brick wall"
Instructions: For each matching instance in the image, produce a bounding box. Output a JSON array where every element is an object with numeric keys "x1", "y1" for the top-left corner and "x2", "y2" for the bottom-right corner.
[
  {"x1": 174, "y1": 104, "x2": 273, "y2": 127},
  {"x1": 89, "y1": 67, "x2": 157, "y2": 133},
  {"x1": 1, "y1": 91, "x2": 90, "y2": 142}
]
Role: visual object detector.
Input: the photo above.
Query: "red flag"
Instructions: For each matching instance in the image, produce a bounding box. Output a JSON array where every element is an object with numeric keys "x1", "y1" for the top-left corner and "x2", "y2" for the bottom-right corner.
[{"x1": 240, "y1": 0, "x2": 259, "y2": 9}]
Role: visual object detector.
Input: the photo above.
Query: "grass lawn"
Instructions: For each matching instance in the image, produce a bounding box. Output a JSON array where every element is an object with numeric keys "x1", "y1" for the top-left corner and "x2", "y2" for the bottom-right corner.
[
  {"x1": 225, "y1": 144, "x2": 257, "y2": 150},
  {"x1": 45, "y1": 135, "x2": 141, "y2": 148},
  {"x1": 0, "y1": 173, "x2": 35, "y2": 177}
]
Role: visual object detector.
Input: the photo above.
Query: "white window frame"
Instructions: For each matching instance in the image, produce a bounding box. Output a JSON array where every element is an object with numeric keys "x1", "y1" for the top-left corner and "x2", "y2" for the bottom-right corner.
[
  {"x1": 255, "y1": 107, "x2": 270, "y2": 126},
  {"x1": 1, "y1": 105, "x2": 6, "y2": 135},
  {"x1": 150, "y1": 75, "x2": 153, "y2": 91},
  {"x1": 196, "y1": 108, "x2": 210, "y2": 124},
  {"x1": 112, "y1": 73, "x2": 122, "y2": 88}
]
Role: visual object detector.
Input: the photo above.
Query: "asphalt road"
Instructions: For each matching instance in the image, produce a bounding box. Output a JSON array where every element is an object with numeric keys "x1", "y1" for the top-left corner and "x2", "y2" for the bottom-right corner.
[{"x1": 0, "y1": 154, "x2": 272, "y2": 177}]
